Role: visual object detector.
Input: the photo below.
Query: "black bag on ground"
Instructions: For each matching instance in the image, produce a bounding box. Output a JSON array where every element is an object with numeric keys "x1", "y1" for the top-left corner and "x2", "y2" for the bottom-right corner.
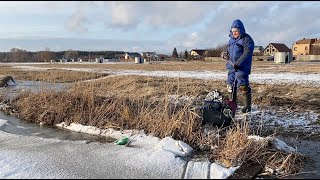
[{"x1": 201, "y1": 90, "x2": 234, "y2": 128}]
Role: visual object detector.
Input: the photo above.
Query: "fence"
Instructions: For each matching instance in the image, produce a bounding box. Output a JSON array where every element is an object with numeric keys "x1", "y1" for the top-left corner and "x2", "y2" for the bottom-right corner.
[
  {"x1": 205, "y1": 55, "x2": 270, "y2": 62},
  {"x1": 204, "y1": 57, "x2": 223, "y2": 62},
  {"x1": 252, "y1": 56, "x2": 270, "y2": 61},
  {"x1": 294, "y1": 55, "x2": 320, "y2": 61}
]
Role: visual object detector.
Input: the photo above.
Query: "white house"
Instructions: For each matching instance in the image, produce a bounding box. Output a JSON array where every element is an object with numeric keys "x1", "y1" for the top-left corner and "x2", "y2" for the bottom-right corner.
[{"x1": 124, "y1": 52, "x2": 142, "y2": 60}]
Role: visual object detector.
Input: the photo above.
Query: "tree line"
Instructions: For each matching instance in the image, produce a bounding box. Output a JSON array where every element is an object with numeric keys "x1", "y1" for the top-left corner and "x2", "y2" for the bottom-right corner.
[
  {"x1": 0, "y1": 48, "x2": 126, "y2": 62},
  {"x1": 171, "y1": 44, "x2": 229, "y2": 60}
]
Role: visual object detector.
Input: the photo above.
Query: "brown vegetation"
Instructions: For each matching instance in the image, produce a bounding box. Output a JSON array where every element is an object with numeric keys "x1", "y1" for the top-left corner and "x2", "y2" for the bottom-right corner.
[
  {"x1": 0, "y1": 73, "x2": 308, "y2": 176},
  {"x1": 1, "y1": 60, "x2": 317, "y2": 176},
  {"x1": 0, "y1": 66, "x2": 108, "y2": 82}
]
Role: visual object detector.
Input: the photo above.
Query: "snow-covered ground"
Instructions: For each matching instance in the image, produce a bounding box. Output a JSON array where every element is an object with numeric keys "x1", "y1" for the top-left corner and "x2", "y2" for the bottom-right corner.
[
  {"x1": 237, "y1": 105, "x2": 319, "y2": 134},
  {"x1": 11, "y1": 65, "x2": 320, "y2": 87}
]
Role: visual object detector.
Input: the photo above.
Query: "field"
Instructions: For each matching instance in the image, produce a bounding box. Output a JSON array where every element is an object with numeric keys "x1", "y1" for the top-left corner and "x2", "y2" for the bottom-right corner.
[{"x1": 0, "y1": 60, "x2": 319, "y2": 177}]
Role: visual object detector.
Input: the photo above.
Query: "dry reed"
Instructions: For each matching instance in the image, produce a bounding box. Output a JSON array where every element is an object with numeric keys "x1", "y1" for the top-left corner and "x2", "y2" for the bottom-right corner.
[{"x1": 0, "y1": 71, "x2": 308, "y2": 176}]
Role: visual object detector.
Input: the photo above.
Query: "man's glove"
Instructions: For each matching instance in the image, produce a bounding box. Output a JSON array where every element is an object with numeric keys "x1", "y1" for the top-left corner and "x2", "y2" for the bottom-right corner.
[
  {"x1": 220, "y1": 51, "x2": 229, "y2": 61},
  {"x1": 234, "y1": 64, "x2": 240, "y2": 71}
]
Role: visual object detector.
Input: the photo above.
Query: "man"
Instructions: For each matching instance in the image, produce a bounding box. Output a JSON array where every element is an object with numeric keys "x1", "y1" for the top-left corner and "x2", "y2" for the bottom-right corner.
[{"x1": 221, "y1": 19, "x2": 254, "y2": 113}]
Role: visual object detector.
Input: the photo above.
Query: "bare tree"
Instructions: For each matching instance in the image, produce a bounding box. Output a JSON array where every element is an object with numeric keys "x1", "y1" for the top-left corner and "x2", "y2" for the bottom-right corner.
[
  {"x1": 34, "y1": 50, "x2": 56, "y2": 62},
  {"x1": 8, "y1": 48, "x2": 30, "y2": 62},
  {"x1": 64, "y1": 49, "x2": 79, "y2": 60},
  {"x1": 206, "y1": 44, "x2": 228, "y2": 57}
]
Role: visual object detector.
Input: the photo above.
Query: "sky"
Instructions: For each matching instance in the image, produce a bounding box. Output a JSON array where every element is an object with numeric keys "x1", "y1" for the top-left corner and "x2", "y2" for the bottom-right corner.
[{"x1": 0, "y1": 1, "x2": 320, "y2": 54}]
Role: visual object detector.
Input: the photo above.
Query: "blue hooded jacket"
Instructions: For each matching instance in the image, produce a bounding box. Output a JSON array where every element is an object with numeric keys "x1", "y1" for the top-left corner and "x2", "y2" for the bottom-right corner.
[{"x1": 227, "y1": 19, "x2": 254, "y2": 75}]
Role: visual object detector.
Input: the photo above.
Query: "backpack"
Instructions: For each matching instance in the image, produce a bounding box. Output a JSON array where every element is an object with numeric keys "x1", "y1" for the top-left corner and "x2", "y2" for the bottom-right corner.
[{"x1": 201, "y1": 90, "x2": 235, "y2": 128}]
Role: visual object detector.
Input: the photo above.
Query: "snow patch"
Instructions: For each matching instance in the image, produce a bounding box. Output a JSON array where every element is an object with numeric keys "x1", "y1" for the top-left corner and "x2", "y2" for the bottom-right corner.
[
  {"x1": 272, "y1": 138, "x2": 298, "y2": 154},
  {"x1": 184, "y1": 161, "x2": 210, "y2": 179},
  {"x1": 155, "y1": 137, "x2": 193, "y2": 157},
  {"x1": 0, "y1": 119, "x2": 8, "y2": 128},
  {"x1": 248, "y1": 135, "x2": 298, "y2": 154},
  {"x1": 210, "y1": 163, "x2": 239, "y2": 179},
  {"x1": 55, "y1": 122, "x2": 101, "y2": 135}
]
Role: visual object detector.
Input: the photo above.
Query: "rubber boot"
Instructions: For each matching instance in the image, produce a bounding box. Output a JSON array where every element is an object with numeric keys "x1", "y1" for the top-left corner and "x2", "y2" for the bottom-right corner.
[
  {"x1": 241, "y1": 93, "x2": 252, "y2": 113},
  {"x1": 239, "y1": 85, "x2": 252, "y2": 113}
]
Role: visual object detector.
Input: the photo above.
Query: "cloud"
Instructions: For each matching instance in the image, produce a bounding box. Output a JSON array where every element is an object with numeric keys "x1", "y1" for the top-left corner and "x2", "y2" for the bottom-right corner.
[
  {"x1": 0, "y1": 1, "x2": 77, "y2": 15},
  {"x1": 168, "y1": 32, "x2": 202, "y2": 50},
  {"x1": 106, "y1": 1, "x2": 141, "y2": 29},
  {"x1": 168, "y1": 1, "x2": 320, "y2": 50},
  {"x1": 65, "y1": 14, "x2": 88, "y2": 33},
  {"x1": 2, "y1": 1, "x2": 320, "y2": 54},
  {"x1": 96, "y1": 1, "x2": 222, "y2": 29},
  {"x1": 64, "y1": 2, "x2": 99, "y2": 33},
  {"x1": 141, "y1": 1, "x2": 221, "y2": 28}
]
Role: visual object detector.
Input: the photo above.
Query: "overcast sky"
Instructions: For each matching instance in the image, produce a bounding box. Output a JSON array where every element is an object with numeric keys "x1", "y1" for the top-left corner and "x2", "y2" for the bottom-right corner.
[{"x1": 0, "y1": 1, "x2": 319, "y2": 54}]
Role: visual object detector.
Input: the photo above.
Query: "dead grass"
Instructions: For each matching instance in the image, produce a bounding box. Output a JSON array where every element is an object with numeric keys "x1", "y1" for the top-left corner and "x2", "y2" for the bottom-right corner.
[
  {"x1": 254, "y1": 83, "x2": 320, "y2": 113},
  {"x1": 211, "y1": 119, "x2": 304, "y2": 176},
  {"x1": 0, "y1": 66, "x2": 108, "y2": 82},
  {"x1": 0, "y1": 74, "x2": 306, "y2": 176}
]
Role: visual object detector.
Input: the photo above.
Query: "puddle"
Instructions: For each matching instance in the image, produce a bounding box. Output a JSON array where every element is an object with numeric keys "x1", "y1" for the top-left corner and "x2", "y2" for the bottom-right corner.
[
  {"x1": 1, "y1": 80, "x2": 70, "y2": 100},
  {"x1": 0, "y1": 111, "x2": 116, "y2": 143}
]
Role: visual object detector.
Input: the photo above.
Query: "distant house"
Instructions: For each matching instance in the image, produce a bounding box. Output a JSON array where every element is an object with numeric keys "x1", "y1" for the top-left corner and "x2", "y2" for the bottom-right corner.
[
  {"x1": 157, "y1": 54, "x2": 170, "y2": 61},
  {"x1": 253, "y1": 46, "x2": 264, "y2": 54},
  {"x1": 311, "y1": 39, "x2": 320, "y2": 55},
  {"x1": 190, "y1": 49, "x2": 208, "y2": 60},
  {"x1": 114, "y1": 52, "x2": 126, "y2": 60},
  {"x1": 96, "y1": 54, "x2": 119, "y2": 63},
  {"x1": 292, "y1": 38, "x2": 317, "y2": 56},
  {"x1": 59, "y1": 58, "x2": 68, "y2": 63},
  {"x1": 77, "y1": 55, "x2": 98, "y2": 62},
  {"x1": 141, "y1": 52, "x2": 156, "y2": 58},
  {"x1": 124, "y1": 52, "x2": 141, "y2": 60},
  {"x1": 141, "y1": 52, "x2": 159, "y2": 61},
  {"x1": 262, "y1": 43, "x2": 291, "y2": 56}
]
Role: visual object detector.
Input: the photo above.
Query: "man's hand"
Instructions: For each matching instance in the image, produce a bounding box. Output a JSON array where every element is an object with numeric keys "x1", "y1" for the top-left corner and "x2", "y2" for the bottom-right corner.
[
  {"x1": 220, "y1": 51, "x2": 229, "y2": 61},
  {"x1": 234, "y1": 64, "x2": 240, "y2": 71}
]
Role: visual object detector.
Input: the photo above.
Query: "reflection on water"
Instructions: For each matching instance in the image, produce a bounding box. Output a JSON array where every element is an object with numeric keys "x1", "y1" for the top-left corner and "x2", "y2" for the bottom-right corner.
[{"x1": 1, "y1": 80, "x2": 70, "y2": 100}]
